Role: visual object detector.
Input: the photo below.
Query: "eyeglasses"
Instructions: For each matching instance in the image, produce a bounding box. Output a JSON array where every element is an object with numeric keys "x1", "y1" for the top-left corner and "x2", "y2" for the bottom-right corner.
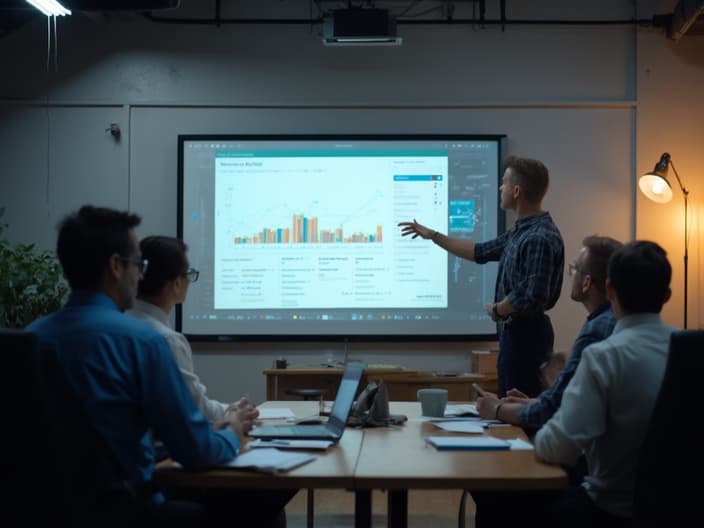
[
  {"x1": 121, "y1": 256, "x2": 149, "y2": 275},
  {"x1": 568, "y1": 262, "x2": 588, "y2": 277},
  {"x1": 182, "y1": 268, "x2": 199, "y2": 283}
]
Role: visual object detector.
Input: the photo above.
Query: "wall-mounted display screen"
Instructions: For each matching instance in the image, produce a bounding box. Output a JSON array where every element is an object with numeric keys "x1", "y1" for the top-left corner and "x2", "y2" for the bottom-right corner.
[{"x1": 178, "y1": 134, "x2": 505, "y2": 340}]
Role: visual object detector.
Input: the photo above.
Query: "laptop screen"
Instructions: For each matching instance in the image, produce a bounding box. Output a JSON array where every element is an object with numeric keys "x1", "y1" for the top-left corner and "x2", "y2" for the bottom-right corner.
[{"x1": 328, "y1": 363, "x2": 364, "y2": 428}]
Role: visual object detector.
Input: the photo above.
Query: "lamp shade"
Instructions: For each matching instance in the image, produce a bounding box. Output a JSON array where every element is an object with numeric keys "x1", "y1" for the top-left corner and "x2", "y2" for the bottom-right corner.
[{"x1": 639, "y1": 153, "x2": 673, "y2": 204}]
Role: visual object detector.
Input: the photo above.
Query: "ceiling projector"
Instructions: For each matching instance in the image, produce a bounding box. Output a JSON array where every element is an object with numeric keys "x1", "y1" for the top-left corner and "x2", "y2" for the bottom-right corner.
[{"x1": 322, "y1": 8, "x2": 402, "y2": 46}]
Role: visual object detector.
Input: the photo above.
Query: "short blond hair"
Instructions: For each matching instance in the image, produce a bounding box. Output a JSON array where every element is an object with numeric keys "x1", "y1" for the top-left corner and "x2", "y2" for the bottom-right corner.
[{"x1": 505, "y1": 156, "x2": 549, "y2": 204}]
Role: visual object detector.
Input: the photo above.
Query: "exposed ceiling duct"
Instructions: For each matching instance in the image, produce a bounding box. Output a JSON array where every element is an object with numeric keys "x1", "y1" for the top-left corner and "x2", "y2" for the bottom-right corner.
[{"x1": 2, "y1": 1, "x2": 704, "y2": 43}]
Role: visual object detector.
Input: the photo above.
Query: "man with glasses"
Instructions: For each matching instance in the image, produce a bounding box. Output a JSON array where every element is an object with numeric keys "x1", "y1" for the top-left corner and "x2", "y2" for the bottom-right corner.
[
  {"x1": 127, "y1": 236, "x2": 244, "y2": 423},
  {"x1": 26, "y1": 206, "x2": 288, "y2": 527},
  {"x1": 533, "y1": 240, "x2": 675, "y2": 526},
  {"x1": 471, "y1": 236, "x2": 621, "y2": 527},
  {"x1": 475, "y1": 235, "x2": 622, "y2": 432}
]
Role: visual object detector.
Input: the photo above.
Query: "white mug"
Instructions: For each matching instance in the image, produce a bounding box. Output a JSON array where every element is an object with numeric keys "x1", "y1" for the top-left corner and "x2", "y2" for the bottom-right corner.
[{"x1": 417, "y1": 388, "x2": 448, "y2": 417}]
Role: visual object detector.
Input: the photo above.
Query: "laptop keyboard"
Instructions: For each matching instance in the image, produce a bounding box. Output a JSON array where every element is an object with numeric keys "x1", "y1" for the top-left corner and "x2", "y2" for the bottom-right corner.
[{"x1": 266, "y1": 425, "x2": 332, "y2": 435}]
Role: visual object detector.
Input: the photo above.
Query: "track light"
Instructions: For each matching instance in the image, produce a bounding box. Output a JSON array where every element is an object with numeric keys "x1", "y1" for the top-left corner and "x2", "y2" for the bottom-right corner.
[{"x1": 26, "y1": 0, "x2": 72, "y2": 17}]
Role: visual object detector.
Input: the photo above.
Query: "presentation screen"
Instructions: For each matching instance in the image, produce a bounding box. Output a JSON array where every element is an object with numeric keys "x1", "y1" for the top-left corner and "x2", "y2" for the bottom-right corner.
[{"x1": 177, "y1": 134, "x2": 505, "y2": 340}]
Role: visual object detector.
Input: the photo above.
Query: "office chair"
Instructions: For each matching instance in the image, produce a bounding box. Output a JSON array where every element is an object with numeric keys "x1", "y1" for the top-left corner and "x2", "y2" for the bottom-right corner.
[
  {"x1": 0, "y1": 330, "x2": 61, "y2": 525},
  {"x1": 0, "y1": 330, "x2": 141, "y2": 527},
  {"x1": 632, "y1": 329, "x2": 703, "y2": 526}
]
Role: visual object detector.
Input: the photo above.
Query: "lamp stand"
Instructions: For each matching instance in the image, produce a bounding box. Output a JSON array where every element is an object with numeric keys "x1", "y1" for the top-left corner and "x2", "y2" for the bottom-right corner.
[
  {"x1": 683, "y1": 192, "x2": 688, "y2": 329},
  {"x1": 671, "y1": 160, "x2": 689, "y2": 329}
]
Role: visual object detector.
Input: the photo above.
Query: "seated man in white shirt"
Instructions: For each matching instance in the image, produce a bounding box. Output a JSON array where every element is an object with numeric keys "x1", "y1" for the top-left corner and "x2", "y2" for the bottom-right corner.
[
  {"x1": 534, "y1": 240, "x2": 675, "y2": 525},
  {"x1": 475, "y1": 240, "x2": 675, "y2": 528},
  {"x1": 127, "y1": 235, "x2": 241, "y2": 423}
]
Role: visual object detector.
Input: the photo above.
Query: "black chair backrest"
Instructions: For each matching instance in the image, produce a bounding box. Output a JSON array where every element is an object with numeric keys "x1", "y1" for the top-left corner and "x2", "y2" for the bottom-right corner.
[
  {"x1": 0, "y1": 330, "x2": 63, "y2": 524},
  {"x1": 0, "y1": 330, "x2": 137, "y2": 527},
  {"x1": 633, "y1": 329, "x2": 703, "y2": 525}
]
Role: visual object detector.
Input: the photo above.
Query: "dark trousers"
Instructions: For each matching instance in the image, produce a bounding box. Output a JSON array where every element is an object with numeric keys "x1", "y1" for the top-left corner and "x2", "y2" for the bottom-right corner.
[
  {"x1": 497, "y1": 313, "x2": 554, "y2": 397},
  {"x1": 159, "y1": 488, "x2": 297, "y2": 527},
  {"x1": 91, "y1": 488, "x2": 297, "y2": 528},
  {"x1": 472, "y1": 486, "x2": 633, "y2": 528}
]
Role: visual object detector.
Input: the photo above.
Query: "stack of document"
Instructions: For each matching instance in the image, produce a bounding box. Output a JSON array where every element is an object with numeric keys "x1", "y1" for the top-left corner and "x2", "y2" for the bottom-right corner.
[
  {"x1": 426, "y1": 436, "x2": 511, "y2": 450},
  {"x1": 256, "y1": 407, "x2": 296, "y2": 420},
  {"x1": 429, "y1": 417, "x2": 503, "y2": 427},
  {"x1": 425, "y1": 436, "x2": 534, "y2": 451},
  {"x1": 224, "y1": 448, "x2": 317, "y2": 473},
  {"x1": 248, "y1": 439, "x2": 334, "y2": 450},
  {"x1": 444, "y1": 404, "x2": 479, "y2": 417},
  {"x1": 432, "y1": 421, "x2": 484, "y2": 434}
]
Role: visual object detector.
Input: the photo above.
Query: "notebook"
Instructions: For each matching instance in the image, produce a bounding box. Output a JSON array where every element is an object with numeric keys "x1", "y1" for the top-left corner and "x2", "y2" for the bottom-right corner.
[
  {"x1": 425, "y1": 436, "x2": 510, "y2": 450},
  {"x1": 249, "y1": 362, "x2": 364, "y2": 442}
]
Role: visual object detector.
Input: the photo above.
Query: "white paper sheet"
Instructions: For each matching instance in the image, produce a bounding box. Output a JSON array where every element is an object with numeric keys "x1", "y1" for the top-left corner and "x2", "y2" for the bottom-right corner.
[
  {"x1": 444, "y1": 404, "x2": 479, "y2": 417},
  {"x1": 224, "y1": 448, "x2": 317, "y2": 472},
  {"x1": 506, "y1": 438, "x2": 534, "y2": 450},
  {"x1": 432, "y1": 421, "x2": 485, "y2": 434},
  {"x1": 248, "y1": 439, "x2": 334, "y2": 450},
  {"x1": 257, "y1": 407, "x2": 296, "y2": 419}
]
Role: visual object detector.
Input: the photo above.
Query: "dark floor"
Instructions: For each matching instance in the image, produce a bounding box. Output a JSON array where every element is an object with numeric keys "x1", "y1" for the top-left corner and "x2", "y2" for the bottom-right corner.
[{"x1": 286, "y1": 489, "x2": 476, "y2": 528}]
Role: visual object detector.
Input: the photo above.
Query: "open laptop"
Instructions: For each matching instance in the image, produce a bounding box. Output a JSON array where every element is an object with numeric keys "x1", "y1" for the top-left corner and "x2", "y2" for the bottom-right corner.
[{"x1": 249, "y1": 362, "x2": 364, "y2": 442}]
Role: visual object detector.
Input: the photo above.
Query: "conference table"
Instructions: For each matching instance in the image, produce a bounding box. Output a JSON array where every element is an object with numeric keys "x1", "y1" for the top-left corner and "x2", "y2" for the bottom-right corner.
[{"x1": 155, "y1": 401, "x2": 566, "y2": 528}]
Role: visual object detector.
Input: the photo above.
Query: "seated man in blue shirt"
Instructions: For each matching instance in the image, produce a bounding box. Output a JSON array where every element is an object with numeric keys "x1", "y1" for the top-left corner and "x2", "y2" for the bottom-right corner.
[
  {"x1": 27, "y1": 205, "x2": 292, "y2": 527},
  {"x1": 475, "y1": 235, "x2": 622, "y2": 432}
]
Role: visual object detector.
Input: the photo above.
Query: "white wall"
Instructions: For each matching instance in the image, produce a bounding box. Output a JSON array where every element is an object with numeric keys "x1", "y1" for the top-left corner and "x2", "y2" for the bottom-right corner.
[
  {"x1": 636, "y1": 30, "x2": 704, "y2": 332},
  {"x1": 2, "y1": 0, "x2": 700, "y2": 403}
]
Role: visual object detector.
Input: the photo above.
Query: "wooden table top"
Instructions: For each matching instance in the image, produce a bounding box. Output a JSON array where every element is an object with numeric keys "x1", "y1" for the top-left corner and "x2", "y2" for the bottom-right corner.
[
  {"x1": 155, "y1": 400, "x2": 361, "y2": 489},
  {"x1": 355, "y1": 401, "x2": 567, "y2": 491},
  {"x1": 155, "y1": 400, "x2": 566, "y2": 492}
]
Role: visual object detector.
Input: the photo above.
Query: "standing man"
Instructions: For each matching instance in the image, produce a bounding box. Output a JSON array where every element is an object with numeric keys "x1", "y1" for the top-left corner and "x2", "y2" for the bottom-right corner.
[
  {"x1": 475, "y1": 235, "x2": 621, "y2": 431},
  {"x1": 399, "y1": 156, "x2": 564, "y2": 396},
  {"x1": 27, "y1": 206, "x2": 290, "y2": 527}
]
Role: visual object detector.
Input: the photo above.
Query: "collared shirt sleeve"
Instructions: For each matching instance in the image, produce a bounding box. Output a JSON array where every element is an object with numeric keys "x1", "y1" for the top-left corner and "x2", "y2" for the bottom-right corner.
[
  {"x1": 164, "y1": 333, "x2": 228, "y2": 422},
  {"x1": 138, "y1": 335, "x2": 239, "y2": 469},
  {"x1": 474, "y1": 231, "x2": 510, "y2": 264},
  {"x1": 518, "y1": 310, "x2": 615, "y2": 429},
  {"x1": 519, "y1": 350, "x2": 581, "y2": 430},
  {"x1": 534, "y1": 344, "x2": 609, "y2": 467},
  {"x1": 506, "y1": 234, "x2": 562, "y2": 311}
]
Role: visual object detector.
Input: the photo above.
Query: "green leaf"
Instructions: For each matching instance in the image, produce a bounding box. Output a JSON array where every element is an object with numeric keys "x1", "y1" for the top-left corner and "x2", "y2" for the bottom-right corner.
[{"x1": 0, "y1": 208, "x2": 68, "y2": 329}]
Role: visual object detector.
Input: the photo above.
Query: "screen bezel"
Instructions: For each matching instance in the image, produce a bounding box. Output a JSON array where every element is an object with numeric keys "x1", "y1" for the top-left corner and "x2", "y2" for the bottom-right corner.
[{"x1": 176, "y1": 133, "x2": 506, "y2": 342}]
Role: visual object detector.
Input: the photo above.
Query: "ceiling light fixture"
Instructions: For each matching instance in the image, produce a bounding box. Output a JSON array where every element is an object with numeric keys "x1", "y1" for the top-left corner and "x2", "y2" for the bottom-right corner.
[{"x1": 26, "y1": 0, "x2": 72, "y2": 17}]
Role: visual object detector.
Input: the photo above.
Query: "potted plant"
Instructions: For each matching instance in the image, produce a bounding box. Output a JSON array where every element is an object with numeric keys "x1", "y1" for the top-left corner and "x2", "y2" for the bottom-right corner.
[{"x1": 0, "y1": 208, "x2": 68, "y2": 328}]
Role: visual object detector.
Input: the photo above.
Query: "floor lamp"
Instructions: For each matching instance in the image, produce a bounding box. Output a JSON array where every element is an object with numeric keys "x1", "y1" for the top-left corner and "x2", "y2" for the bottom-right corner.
[{"x1": 638, "y1": 152, "x2": 689, "y2": 329}]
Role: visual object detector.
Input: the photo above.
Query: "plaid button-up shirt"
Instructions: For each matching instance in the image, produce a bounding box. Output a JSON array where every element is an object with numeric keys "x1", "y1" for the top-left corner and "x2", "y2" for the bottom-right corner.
[{"x1": 475, "y1": 211, "x2": 564, "y2": 315}]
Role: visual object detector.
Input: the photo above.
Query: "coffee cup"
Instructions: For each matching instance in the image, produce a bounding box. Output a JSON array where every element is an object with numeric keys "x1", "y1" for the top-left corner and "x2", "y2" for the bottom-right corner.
[{"x1": 417, "y1": 388, "x2": 448, "y2": 417}]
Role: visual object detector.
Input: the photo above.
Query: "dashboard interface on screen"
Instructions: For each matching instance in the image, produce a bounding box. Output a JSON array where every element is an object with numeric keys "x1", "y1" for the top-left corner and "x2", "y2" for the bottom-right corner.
[{"x1": 178, "y1": 135, "x2": 505, "y2": 339}]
